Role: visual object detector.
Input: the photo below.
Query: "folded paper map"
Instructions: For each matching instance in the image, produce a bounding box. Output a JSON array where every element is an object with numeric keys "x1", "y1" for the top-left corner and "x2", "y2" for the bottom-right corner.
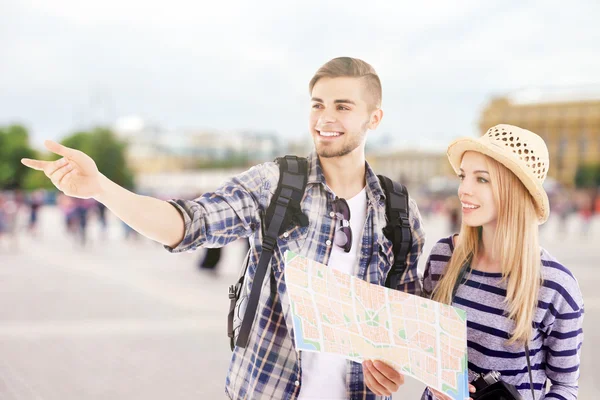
[{"x1": 284, "y1": 251, "x2": 469, "y2": 400}]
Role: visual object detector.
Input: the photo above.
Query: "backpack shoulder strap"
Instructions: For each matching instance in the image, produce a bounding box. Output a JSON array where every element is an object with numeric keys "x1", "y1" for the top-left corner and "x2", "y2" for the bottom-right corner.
[
  {"x1": 234, "y1": 155, "x2": 308, "y2": 349},
  {"x1": 377, "y1": 175, "x2": 412, "y2": 290},
  {"x1": 265, "y1": 156, "x2": 309, "y2": 234}
]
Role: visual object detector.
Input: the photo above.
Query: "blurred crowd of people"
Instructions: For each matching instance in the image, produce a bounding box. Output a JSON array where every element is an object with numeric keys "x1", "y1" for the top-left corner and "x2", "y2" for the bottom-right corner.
[
  {"x1": 411, "y1": 186, "x2": 600, "y2": 238},
  {"x1": 1, "y1": 186, "x2": 598, "y2": 257},
  {"x1": 0, "y1": 189, "x2": 43, "y2": 250},
  {"x1": 0, "y1": 189, "x2": 139, "y2": 251}
]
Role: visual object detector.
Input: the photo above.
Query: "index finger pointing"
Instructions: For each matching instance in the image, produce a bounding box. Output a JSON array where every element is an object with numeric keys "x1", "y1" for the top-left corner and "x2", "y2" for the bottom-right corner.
[
  {"x1": 44, "y1": 140, "x2": 75, "y2": 157},
  {"x1": 21, "y1": 158, "x2": 49, "y2": 171}
]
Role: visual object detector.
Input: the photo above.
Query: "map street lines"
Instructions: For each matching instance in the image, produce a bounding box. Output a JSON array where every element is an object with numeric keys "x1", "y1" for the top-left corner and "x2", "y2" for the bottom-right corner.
[{"x1": 284, "y1": 251, "x2": 469, "y2": 399}]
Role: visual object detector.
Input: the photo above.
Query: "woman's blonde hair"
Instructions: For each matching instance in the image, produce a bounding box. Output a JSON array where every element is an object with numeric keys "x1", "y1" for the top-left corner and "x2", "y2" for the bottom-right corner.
[{"x1": 432, "y1": 155, "x2": 542, "y2": 345}]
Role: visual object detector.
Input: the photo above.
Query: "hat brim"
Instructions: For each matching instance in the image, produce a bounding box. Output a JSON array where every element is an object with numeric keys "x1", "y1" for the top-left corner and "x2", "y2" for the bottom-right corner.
[{"x1": 447, "y1": 137, "x2": 550, "y2": 224}]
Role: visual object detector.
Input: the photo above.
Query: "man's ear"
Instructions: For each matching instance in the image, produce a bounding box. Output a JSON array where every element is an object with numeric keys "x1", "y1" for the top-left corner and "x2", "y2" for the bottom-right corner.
[{"x1": 368, "y1": 108, "x2": 383, "y2": 130}]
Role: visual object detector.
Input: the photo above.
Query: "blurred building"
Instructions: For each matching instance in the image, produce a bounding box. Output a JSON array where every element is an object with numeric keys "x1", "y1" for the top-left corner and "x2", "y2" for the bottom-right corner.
[
  {"x1": 286, "y1": 136, "x2": 314, "y2": 156},
  {"x1": 367, "y1": 149, "x2": 451, "y2": 190},
  {"x1": 113, "y1": 116, "x2": 192, "y2": 174},
  {"x1": 136, "y1": 169, "x2": 246, "y2": 197},
  {"x1": 238, "y1": 131, "x2": 283, "y2": 162},
  {"x1": 113, "y1": 116, "x2": 285, "y2": 174},
  {"x1": 480, "y1": 87, "x2": 600, "y2": 187}
]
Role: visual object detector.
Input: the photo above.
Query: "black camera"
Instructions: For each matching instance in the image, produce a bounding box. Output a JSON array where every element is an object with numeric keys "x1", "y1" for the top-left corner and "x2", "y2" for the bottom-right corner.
[{"x1": 470, "y1": 371, "x2": 524, "y2": 400}]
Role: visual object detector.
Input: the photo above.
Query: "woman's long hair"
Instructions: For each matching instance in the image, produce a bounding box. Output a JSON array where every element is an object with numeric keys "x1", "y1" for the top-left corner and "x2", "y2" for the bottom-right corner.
[{"x1": 432, "y1": 155, "x2": 542, "y2": 345}]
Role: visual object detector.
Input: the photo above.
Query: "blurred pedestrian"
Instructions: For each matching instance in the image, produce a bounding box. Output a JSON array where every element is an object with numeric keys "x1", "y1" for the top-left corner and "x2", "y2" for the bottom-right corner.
[
  {"x1": 27, "y1": 190, "x2": 43, "y2": 236},
  {"x1": 96, "y1": 202, "x2": 108, "y2": 240}
]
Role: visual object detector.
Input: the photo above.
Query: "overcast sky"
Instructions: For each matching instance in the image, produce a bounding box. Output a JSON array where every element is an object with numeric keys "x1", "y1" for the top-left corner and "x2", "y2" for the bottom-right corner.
[{"x1": 2, "y1": 0, "x2": 599, "y2": 149}]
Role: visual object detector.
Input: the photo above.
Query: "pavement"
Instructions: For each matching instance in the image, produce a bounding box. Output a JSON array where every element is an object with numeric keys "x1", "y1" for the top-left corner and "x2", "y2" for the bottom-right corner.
[{"x1": 0, "y1": 206, "x2": 597, "y2": 399}]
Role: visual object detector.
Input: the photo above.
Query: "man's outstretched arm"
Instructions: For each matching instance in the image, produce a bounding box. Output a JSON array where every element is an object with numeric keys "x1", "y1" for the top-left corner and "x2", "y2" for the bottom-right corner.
[{"x1": 22, "y1": 140, "x2": 185, "y2": 248}]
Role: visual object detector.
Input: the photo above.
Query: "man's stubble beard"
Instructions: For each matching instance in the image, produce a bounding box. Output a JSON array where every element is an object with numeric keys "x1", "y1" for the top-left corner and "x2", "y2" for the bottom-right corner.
[{"x1": 316, "y1": 119, "x2": 370, "y2": 159}]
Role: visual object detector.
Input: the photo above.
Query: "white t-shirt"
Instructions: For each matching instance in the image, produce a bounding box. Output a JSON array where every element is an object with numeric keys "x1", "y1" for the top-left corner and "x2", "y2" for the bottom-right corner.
[{"x1": 298, "y1": 187, "x2": 367, "y2": 399}]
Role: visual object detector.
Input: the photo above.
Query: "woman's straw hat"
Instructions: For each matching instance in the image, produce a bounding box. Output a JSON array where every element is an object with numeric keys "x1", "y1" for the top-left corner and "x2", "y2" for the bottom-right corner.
[{"x1": 447, "y1": 124, "x2": 550, "y2": 224}]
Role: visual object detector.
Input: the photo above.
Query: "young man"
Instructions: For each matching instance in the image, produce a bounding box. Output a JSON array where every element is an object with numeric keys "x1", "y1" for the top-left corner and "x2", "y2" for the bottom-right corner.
[{"x1": 22, "y1": 57, "x2": 426, "y2": 399}]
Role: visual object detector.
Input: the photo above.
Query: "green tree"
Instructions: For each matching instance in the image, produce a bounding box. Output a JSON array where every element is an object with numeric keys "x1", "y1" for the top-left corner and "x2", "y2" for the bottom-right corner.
[
  {"x1": 61, "y1": 127, "x2": 135, "y2": 189},
  {"x1": 0, "y1": 124, "x2": 38, "y2": 190},
  {"x1": 575, "y1": 163, "x2": 600, "y2": 189}
]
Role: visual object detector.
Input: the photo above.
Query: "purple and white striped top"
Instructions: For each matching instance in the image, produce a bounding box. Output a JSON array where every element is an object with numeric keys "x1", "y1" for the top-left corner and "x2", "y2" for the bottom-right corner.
[{"x1": 421, "y1": 236, "x2": 584, "y2": 400}]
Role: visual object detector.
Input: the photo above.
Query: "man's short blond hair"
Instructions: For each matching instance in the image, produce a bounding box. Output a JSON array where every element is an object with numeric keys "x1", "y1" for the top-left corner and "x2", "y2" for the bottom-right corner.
[{"x1": 308, "y1": 57, "x2": 382, "y2": 110}]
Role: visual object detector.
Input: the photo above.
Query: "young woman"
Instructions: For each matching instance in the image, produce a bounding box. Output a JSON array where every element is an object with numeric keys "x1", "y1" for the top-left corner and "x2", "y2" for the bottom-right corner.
[{"x1": 423, "y1": 125, "x2": 584, "y2": 400}]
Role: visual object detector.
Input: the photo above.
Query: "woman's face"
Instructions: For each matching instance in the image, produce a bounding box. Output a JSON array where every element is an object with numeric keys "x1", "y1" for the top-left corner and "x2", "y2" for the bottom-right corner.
[{"x1": 457, "y1": 151, "x2": 498, "y2": 228}]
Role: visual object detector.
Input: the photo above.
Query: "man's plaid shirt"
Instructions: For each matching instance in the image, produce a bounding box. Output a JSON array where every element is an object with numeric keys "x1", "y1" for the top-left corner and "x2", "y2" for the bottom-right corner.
[{"x1": 166, "y1": 152, "x2": 426, "y2": 400}]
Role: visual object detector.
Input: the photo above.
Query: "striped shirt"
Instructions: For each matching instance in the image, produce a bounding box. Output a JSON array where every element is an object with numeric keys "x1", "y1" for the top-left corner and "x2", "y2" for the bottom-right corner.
[
  {"x1": 421, "y1": 236, "x2": 584, "y2": 400},
  {"x1": 165, "y1": 152, "x2": 426, "y2": 400}
]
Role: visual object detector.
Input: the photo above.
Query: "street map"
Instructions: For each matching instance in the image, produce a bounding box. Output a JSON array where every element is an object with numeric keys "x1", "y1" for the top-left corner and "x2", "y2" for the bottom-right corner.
[{"x1": 284, "y1": 251, "x2": 469, "y2": 399}]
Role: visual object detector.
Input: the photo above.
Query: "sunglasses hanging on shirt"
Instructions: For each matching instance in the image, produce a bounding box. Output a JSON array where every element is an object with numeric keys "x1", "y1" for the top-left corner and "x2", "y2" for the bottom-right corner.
[{"x1": 332, "y1": 196, "x2": 352, "y2": 253}]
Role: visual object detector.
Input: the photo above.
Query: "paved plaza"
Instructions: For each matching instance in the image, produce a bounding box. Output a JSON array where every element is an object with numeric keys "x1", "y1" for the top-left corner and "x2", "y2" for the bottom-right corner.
[{"x1": 0, "y1": 207, "x2": 598, "y2": 399}]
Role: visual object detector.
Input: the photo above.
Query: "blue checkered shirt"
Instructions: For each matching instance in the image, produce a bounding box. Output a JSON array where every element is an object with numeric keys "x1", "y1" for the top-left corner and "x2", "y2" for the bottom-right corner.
[{"x1": 166, "y1": 152, "x2": 426, "y2": 400}]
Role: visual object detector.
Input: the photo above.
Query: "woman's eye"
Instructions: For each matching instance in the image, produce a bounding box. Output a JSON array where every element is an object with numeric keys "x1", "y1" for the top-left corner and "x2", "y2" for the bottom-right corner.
[
  {"x1": 457, "y1": 174, "x2": 465, "y2": 181},
  {"x1": 477, "y1": 177, "x2": 488, "y2": 183}
]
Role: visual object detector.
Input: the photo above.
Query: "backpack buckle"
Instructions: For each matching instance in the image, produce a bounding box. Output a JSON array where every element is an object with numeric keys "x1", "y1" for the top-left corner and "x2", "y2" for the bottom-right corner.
[
  {"x1": 228, "y1": 284, "x2": 237, "y2": 300},
  {"x1": 400, "y1": 216, "x2": 410, "y2": 228},
  {"x1": 262, "y1": 236, "x2": 277, "y2": 253}
]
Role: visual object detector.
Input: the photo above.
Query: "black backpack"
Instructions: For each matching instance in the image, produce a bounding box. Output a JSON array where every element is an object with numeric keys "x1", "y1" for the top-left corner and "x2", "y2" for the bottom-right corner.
[{"x1": 227, "y1": 155, "x2": 412, "y2": 350}]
